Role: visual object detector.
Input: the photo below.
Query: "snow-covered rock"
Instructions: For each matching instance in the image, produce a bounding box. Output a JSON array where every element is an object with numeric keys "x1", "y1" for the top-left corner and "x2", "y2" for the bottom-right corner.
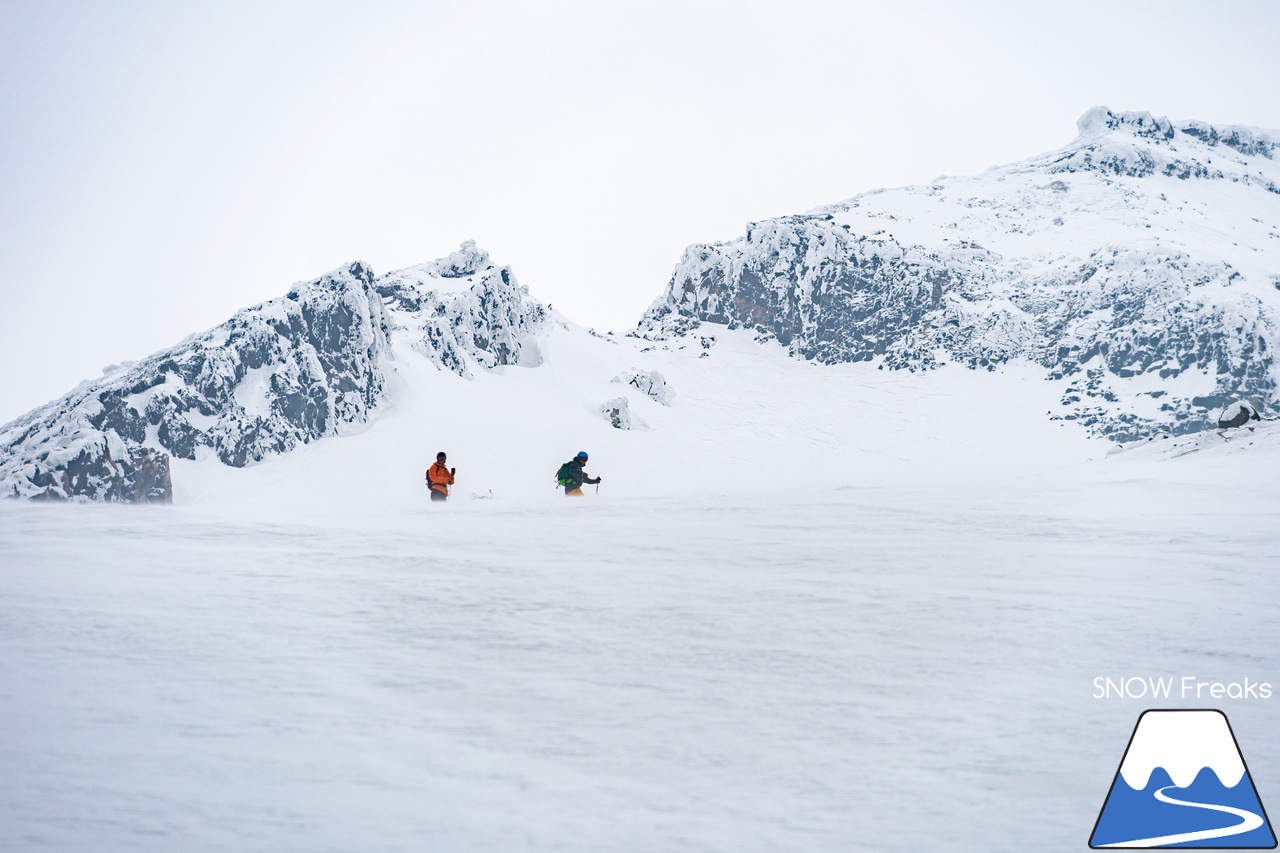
[
  {"x1": 1107, "y1": 414, "x2": 1280, "y2": 462},
  {"x1": 421, "y1": 238, "x2": 490, "y2": 278},
  {"x1": 1, "y1": 245, "x2": 549, "y2": 502},
  {"x1": 637, "y1": 107, "x2": 1280, "y2": 441},
  {"x1": 599, "y1": 397, "x2": 643, "y2": 430},
  {"x1": 25, "y1": 442, "x2": 171, "y2": 504},
  {"x1": 612, "y1": 369, "x2": 675, "y2": 406},
  {"x1": 376, "y1": 244, "x2": 547, "y2": 378},
  {"x1": 1218, "y1": 400, "x2": 1261, "y2": 429},
  {"x1": 1, "y1": 262, "x2": 389, "y2": 501}
]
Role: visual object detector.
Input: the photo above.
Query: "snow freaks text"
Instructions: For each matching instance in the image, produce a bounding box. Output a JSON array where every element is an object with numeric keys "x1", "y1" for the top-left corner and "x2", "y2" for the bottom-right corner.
[{"x1": 1093, "y1": 677, "x2": 1273, "y2": 700}]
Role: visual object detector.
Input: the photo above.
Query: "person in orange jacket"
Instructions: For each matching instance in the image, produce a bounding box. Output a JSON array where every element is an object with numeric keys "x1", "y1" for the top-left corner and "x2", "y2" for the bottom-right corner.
[{"x1": 426, "y1": 451, "x2": 455, "y2": 502}]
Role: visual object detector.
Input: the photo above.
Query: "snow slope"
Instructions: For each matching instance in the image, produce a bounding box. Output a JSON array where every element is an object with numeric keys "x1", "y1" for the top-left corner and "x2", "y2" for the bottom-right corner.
[
  {"x1": 171, "y1": 313, "x2": 1099, "y2": 511},
  {"x1": 1108, "y1": 416, "x2": 1280, "y2": 462},
  {"x1": 4, "y1": 279, "x2": 1278, "y2": 851},
  {"x1": 0, "y1": 238, "x2": 1110, "y2": 507},
  {"x1": 3, "y1": 109, "x2": 1280, "y2": 852}
]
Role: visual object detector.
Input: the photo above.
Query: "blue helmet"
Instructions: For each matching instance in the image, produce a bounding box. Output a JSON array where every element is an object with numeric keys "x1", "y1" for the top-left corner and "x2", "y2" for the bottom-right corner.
[{"x1": 576, "y1": 451, "x2": 589, "y2": 460}]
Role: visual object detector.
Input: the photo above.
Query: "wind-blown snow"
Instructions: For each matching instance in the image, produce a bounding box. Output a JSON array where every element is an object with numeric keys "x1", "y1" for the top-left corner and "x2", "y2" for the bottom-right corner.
[{"x1": 2, "y1": 449, "x2": 1278, "y2": 852}]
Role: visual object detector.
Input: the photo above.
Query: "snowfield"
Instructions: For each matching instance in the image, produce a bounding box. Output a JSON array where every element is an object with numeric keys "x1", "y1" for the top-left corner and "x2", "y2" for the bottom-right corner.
[
  {"x1": 3, "y1": 323, "x2": 1278, "y2": 852},
  {"x1": 5, "y1": 106, "x2": 1280, "y2": 848}
]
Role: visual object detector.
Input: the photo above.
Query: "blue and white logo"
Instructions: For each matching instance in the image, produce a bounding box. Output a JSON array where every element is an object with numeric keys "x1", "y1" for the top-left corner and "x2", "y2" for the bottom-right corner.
[{"x1": 1091, "y1": 710, "x2": 1276, "y2": 848}]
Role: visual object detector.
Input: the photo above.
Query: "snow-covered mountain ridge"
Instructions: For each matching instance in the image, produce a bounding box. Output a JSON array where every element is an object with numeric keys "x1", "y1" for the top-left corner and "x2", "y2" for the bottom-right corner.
[
  {"x1": 375, "y1": 240, "x2": 548, "y2": 377},
  {"x1": 0, "y1": 246, "x2": 546, "y2": 501},
  {"x1": 6, "y1": 108, "x2": 1280, "y2": 503},
  {"x1": 637, "y1": 107, "x2": 1280, "y2": 441}
]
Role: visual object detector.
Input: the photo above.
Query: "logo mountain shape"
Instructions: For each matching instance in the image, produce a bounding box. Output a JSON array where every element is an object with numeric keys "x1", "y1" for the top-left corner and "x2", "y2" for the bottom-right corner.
[{"x1": 1091, "y1": 710, "x2": 1277, "y2": 848}]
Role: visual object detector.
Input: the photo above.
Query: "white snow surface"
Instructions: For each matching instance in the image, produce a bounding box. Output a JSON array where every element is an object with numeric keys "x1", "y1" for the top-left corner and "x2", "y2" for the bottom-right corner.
[
  {"x1": 1109, "y1": 417, "x2": 1280, "y2": 461},
  {"x1": 822, "y1": 108, "x2": 1280, "y2": 295},
  {"x1": 3, "y1": 318, "x2": 1280, "y2": 851}
]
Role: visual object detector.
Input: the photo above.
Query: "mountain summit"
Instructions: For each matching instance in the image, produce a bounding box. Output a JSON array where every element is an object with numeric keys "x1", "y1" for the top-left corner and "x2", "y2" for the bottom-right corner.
[{"x1": 637, "y1": 107, "x2": 1280, "y2": 440}]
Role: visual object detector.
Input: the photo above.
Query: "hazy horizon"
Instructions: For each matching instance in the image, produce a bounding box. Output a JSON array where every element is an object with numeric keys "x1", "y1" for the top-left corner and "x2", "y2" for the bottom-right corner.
[{"x1": 3, "y1": 0, "x2": 1279, "y2": 422}]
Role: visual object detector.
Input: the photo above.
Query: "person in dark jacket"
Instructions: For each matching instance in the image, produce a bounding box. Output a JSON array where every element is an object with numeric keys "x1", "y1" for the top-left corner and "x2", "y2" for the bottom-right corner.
[
  {"x1": 561, "y1": 451, "x2": 600, "y2": 496},
  {"x1": 426, "y1": 451, "x2": 455, "y2": 502}
]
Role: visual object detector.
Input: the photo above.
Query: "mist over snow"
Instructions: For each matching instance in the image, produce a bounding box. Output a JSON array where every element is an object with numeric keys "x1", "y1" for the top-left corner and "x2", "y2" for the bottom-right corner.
[
  {"x1": 5, "y1": 0, "x2": 1280, "y2": 424},
  {"x1": 4, "y1": 391, "x2": 1279, "y2": 851}
]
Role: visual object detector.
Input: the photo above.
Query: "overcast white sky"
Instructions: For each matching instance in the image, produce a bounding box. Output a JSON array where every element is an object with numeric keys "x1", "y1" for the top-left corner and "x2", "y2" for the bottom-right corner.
[{"x1": 2, "y1": 0, "x2": 1278, "y2": 422}]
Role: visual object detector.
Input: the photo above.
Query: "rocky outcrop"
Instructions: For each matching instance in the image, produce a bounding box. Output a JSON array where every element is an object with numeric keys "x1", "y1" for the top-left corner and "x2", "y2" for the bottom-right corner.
[
  {"x1": 1049, "y1": 107, "x2": 1280, "y2": 190},
  {"x1": 1218, "y1": 401, "x2": 1261, "y2": 429},
  {"x1": 24, "y1": 441, "x2": 171, "y2": 504},
  {"x1": 1, "y1": 245, "x2": 550, "y2": 503},
  {"x1": 612, "y1": 370, "x2": 675, "y2": 406},
  {"x1": 2, "y1": 262, "x2": 389, "y2": 501},
  {"x1": 637, "y1": 108, "x2": 1280, "y2": 440},
  {"x1": 599, "y1": 397, "x2": 642, "y2": 430},
  {"x1": 639, "y1": 215, "x2": 963, "y2": 366},
  {"x1": 376, "y1": 243, "x2": 548, "y2": 378}
]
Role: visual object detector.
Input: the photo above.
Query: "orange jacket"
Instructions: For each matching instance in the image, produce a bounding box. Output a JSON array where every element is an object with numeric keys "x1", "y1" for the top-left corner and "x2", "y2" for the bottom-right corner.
[{"x1": 427, "y1": 462, "x2": 455, "y2": 494}]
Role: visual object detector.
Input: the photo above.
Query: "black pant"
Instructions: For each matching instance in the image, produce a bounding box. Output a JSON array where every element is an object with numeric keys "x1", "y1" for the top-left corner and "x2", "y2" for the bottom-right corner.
[{"x1": 430, "y1": 489, "x2": 448, "y2": 502}]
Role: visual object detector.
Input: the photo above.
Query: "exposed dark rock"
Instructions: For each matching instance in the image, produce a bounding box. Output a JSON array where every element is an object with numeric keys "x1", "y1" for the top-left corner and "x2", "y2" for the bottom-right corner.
[
  {"x1": 377, "y1": 245, "x2": 547, "y2": 378},
  {"x1": 1218, "y1": 401, "x2": 1261, "y2": 429},
  {"x1": 1, "y1": 245, "x2": 548, "y2": 503},
  {"x1": 1, "y1": 262, "x2": 389, "y2": 502}
]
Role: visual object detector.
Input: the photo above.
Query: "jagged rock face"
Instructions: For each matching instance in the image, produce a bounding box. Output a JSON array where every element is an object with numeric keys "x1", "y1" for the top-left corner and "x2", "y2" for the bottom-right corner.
[
  {"x1": 25, "y1": 442, "x2": 171, "y2": 504},
  {"x1": 640, "y1": 216, "x2": 960, "y2": 367},
  {"x1": 2, "y1": 262, "x2": 390, "y2": 501},
  {"x1": 1, "y1": 246, "x2": 548, "y2": 503},
  {"x1": 376, "y1": 244, "x2": 547, "y2": 378},
  {"x1": 1052, "y1": 106, "x2": 1280, "y2": 188},
  {"x1": 638, "y1": 108, "x2": 1280, "y2": 440}
]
